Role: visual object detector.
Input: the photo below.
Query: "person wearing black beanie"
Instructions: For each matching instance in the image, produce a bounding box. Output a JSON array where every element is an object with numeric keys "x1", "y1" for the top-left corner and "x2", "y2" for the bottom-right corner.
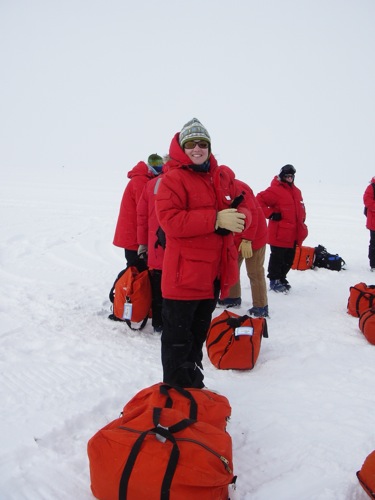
[{"x1": 256, "y1": 164, "x2": 308, "y2": 293}]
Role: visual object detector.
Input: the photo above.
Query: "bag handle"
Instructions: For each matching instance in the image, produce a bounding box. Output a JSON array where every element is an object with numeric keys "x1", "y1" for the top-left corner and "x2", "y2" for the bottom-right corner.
[
  {"x1": 159, "y1": 384, "x2": 198, "y2": 421},
  {"x1": 226, "y1": 314, "x2": 251, "y2": 329},
  {"x1": 207, "y1": 313, "x2": 251, "y2": 350},
  {"x1": 119, "y1": 407, "x2": 194, "y2": 500}
]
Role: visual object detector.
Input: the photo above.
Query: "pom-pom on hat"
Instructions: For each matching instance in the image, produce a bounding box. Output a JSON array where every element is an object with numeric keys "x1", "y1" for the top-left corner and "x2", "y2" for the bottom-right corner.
[
  {"x1": 179, "y1": 118, "x2": 211, "y2": 147},
  {"x1": 147, "y1": 154, "x2": 164, "y2": 167},
  {"x1": 279, "y1": 164, "x2": 296, "y2": 177}
]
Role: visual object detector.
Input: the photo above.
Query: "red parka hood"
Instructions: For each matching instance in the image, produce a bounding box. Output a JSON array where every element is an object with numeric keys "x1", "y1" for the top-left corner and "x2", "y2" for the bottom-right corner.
[
  {"x1": 166, "y1": 133, "x2": 239, "y2": 212},
  {"x1": 127, "y1": 161, "x2": 154, "y2": 180},
  {"x1": 166, "y1": 133, "x2": 219, "y2": 172}
]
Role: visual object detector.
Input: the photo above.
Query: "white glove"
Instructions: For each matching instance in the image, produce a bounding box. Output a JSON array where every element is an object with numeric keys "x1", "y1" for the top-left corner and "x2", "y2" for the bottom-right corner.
[
  {"x1": 137, "y1": 244, "x2": 148, "y2": 257},
  {"x1": 239, "y1": 240, "x2": 253, "y2": 259},
  {"x1": 216, "y1": 209, "x2": 246, "y2": 233}
]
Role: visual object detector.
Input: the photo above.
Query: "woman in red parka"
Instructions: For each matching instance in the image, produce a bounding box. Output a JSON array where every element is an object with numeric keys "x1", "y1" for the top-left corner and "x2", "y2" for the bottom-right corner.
[
  {"x1": 363, "y1": 176, "x2": 375, "y2": 270},
  {"x1": 113, "y1": 154, "x2": 163, "y2": 270},
  {"x1": 256, "y1": 164, "x2": 308, "y2": 293},
  {"x1": 155, "y1": 118, "x2": 250, "y2": 388}
]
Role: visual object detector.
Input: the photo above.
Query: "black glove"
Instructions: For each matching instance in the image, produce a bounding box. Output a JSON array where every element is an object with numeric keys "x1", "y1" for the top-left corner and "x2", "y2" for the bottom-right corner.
[
  {"x1": 270, "y1": 212, "x2": 281, "y2": 221},
  {"x1": 215, "y1": 227, "x2": 231, "y2": 236}
]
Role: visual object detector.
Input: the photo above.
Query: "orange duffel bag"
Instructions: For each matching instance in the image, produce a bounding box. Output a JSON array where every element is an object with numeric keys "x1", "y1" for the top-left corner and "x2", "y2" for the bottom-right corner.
[
  {"x1": 291, "y1": 245, "x2": 315, "y2": 270},
  {"x1": 358, "y1": 307, "x2": 375, "y2": 345},
  {"x1": 108, "y1": 266, "x2": 152, "y2": 330},
  {"x1": 206, "y1": 310, "x2": 268, "y2": 370},
  {"x1": 122, "y1": 382, "x2": 231, "y2": 432},
  {"x1": 88, "y1": 405, "x2": 235, "y2": 500},
  {"x1": 347, "y1": 282, "x2": 375, "y2": 318},
  {"x1": 357, "y1": 449, "x2": 375, "y2": 498}
]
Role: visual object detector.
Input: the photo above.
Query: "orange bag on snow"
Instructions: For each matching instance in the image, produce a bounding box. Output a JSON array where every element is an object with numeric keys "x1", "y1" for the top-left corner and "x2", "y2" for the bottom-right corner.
[
  {"x1": 357, "y1": 449, "x2": 375, "y2": 498},
  {"x1": 122, "y1": 382, "x2": 231, "y2": 432},
  {"x1": 347, "y1": 282, "x2": 375, "y2": 318},
  {"x1": 108, "y1": 266, "x2": 152, "y2": 330},
  {"x1": 291, "y1": 245, "x2": 315, "y2": 270},
  {"x1": 358, "y1": 307, "x2": 375, "y2": 345},
  {"x1": 88, "y1": 406, "x2": 235, "y2": 500},
  {"x1": 206, "y1": 310, "x2": 268, "y2": 370}
]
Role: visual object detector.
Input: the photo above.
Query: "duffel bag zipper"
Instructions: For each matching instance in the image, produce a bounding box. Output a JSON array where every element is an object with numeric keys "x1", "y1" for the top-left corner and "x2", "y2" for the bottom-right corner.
[{"x1": 118, "y1": 426, "x2": 232, "y2": 473}]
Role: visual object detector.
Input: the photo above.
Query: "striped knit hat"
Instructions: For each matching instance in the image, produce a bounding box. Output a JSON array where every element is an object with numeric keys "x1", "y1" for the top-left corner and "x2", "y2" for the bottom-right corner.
[
  {"x1": 179, "y1": 118, "x2": 211, "y2": 147},
  {"x1": 147, "y1": 154, "x2": 163, "y2": 167}
]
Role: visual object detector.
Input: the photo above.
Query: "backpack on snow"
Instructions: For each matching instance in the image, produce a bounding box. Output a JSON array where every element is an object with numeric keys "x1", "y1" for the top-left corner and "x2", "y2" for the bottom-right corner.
[
  {"x1": 357, "y1": 449, "x2": 375, "y2": 498},
  {"x1": 291, "y1": 245, "x2": 315, "y2": 270},
  {"x1": 206, "y1": 310, "x2": 268, "y2": 370},
  {"x1": 347, "y1": 282, "x2": 375, "y2": 318},
  {"x1": 313, "y1": 244, "x2": 346, "y2": 271},
  {"x1": 87, "y1": 384, "x2": 236, "y2": 500},
  {"x1": 108, "y1": 266, "x2": 152, "y2": 330}
]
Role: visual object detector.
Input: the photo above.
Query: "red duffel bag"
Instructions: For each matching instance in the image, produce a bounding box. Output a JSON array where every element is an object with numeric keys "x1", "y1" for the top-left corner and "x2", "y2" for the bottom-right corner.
[
  {"x1": 206, "y1": 310, "x2": 268, "y2": 370},
  {"x1": 88, "y1": 405, "x2": 235, "y2": 500},
  {"x1": 347, "y1": 282, "x2": 375, "y2": 318},
  {"x1": 358, "y1": 306, "x2": 375, "y2": 345},
  {"x1": 357, "y1": 449, "x2": 375, "y2": 498}
]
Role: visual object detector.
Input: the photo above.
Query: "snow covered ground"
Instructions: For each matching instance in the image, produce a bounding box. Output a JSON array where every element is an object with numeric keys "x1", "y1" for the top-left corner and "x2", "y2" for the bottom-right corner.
[{"x1": 1, "y1": 165, "x2": 374, "y2": 499}]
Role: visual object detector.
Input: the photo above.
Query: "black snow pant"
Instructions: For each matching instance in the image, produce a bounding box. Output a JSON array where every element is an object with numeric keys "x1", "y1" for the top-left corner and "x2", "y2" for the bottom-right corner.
[
  {"x1": 161, "y1": 286, "x2": 219, "y2": 388},
  {"x1": 149, "y1": 269, "x2": 163, "y2": 331},
  {"x1": 369, "y1": 230, "x2": 375, "y2": 268},
  {"x1": 267, "y1": 245, "x2": 296, "y2": 281}
]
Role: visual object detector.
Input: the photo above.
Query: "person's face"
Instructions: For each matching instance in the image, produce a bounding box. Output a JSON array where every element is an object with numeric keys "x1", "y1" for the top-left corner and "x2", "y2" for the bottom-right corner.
[
  {"x1": 183, "y1": 140, "x2": 210, "y2": 165},
  {"x1": 284, "y1": 174, "x2": 294, "y2": 183}
]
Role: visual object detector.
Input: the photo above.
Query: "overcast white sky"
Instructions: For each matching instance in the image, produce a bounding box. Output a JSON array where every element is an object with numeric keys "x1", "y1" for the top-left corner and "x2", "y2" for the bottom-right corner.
[{"x1": 1, "y1": 0, "x2": 375, "y2": 190}]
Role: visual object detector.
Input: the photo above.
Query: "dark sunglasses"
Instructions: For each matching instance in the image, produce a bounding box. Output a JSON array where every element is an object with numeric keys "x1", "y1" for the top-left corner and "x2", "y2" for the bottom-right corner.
[
  {"x1": 284, "y1": 174, "x2": 294, "y2": 178},
  {"x1": 183, "y1": 140, "x2": 209, "y2": 150}
]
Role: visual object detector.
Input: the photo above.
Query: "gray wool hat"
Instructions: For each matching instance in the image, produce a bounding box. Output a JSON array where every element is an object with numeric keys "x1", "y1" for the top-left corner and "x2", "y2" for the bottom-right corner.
[{"x1": 179, "y1": 118, "x2": 211, "y2": 147}]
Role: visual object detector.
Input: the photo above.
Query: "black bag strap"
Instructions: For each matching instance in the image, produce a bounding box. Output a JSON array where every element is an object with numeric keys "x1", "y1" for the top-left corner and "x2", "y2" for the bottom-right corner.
[
  {"x1": 118, "y1": 407, "x2": 194, "y2": 500},
  {"x1": 354, "y1": 287, "x2": 375, "y2": 316},
  {"x1": 108, "y1": 313, "x2": 149, "y2": 330},
  {"x1": 125, "y1": 316, "x2": 149, "y2": 331},
  {"x1": 159, "y1": 384, "x2": 198, "y2": 421},
  {"x1": 207, "y1": 313, "x2": 250, "y2": 350},
  {"x1": 109, "y1": 268, "x2": 127, "y2": 303}
]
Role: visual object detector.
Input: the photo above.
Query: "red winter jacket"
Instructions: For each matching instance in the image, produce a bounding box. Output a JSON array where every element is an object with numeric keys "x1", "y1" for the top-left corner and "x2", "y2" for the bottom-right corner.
[
  {"x1": 256, "y1": 176, "x2": 308, "y2": 248},
  {"x1": 155, "y1": 133, "x2": 251, "y2": 300},
  {"x1": 233, "y1": 179, "x2": 267, "y2": 251},
  {"x1": 113, "y1": 161, "x2": 155, "y2": 250},
  {"x1": 137, "y1": 175, "x2": 165, "y2": 270},
  {"x1": 363, "y1": 180, "x2": 375, "y2": 231}
]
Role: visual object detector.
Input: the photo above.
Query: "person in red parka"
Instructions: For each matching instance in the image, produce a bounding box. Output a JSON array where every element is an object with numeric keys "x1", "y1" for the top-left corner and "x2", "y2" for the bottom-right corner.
[
  {"x1": 218, "y1": 179, "x2": 269, "y2": 317},
  {"x1": 113, "y1": 154, "x2": 164, "y2": 271},
  {"x1": 363, "y1": 176, "x2": 375, "y2": 270},
  {"x1": 256, "y1": 164, "x2": 308, "y2": 293},
  {"x1": 155, "y1": 118, "x2": 250, "y2": 388},
  {"x1": 137, "y1": 171, "x2": 166, "y2": 333}
]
